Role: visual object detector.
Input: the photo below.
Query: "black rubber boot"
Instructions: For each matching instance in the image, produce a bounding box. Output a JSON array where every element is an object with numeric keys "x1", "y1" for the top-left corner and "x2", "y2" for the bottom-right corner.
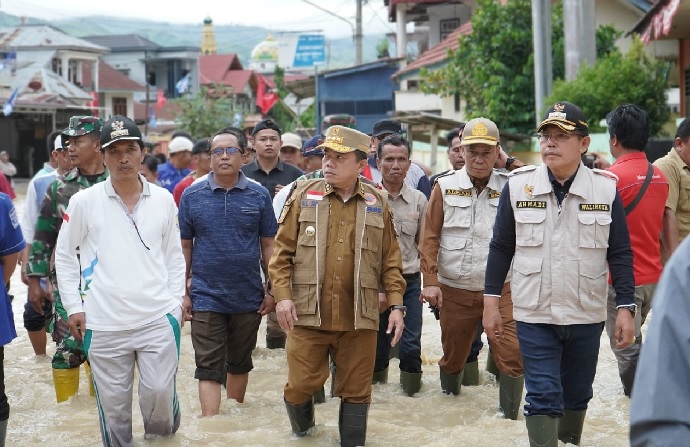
[
  {"x1": 558, "y1": 409, "x2": 587, "y2": 445},
  {"x1": 371, "y1": 367, "x2": 388, "y2": 384},
  {"x1": 0, "y1": 419, "x2": 7, "y2": 447},
  {"x1": 285, "y1": 399, "x2": 315, "y2": 436},
  {"x1": 312, "y1": 386, "x2": 326, "y2": 404},
  {"x1": 525, "y1": 415, "x2": 558, "y2": 447},
  {"x1": 339, "y1": 401, "x2": 369, "y2": 447},
  {"x1": 439, "y1": 368, "x2": 462, "y2": 396},
  {"x1": 266, "y1": 335, "x2": 286, "y2": 349},
  {"x1": 499, "y1": 374, "x2": 524, "y2": 420},
  {"x1": 461, "y1": 360, "x2": 479, "y2": 386},
  {"x1": 330, "y1": 362, "x2": 337, "y2": 398},
  {"x1": 399, "y1": 371, "x2": 422, "y2": 397}
]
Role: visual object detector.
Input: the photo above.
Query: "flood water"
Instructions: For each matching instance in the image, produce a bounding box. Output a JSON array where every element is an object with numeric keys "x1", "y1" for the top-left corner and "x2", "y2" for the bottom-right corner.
[{"x1": 4, "y1": 193, "x2": 634, "y2": 446}]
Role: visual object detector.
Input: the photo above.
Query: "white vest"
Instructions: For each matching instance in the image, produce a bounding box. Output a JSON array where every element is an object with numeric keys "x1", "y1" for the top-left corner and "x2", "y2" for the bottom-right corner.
[
  {"x1": 436, "y1": 168, "x2": 508, "y2": 290},
  {"x1": 508, "y1": 164, "x2": 618, "y2": 324}
]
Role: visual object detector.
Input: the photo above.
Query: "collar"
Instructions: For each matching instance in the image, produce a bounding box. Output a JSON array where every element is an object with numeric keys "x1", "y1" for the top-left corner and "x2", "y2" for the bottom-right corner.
[
  {"x1": 611, "y1": 151, "x2": 648, "y2": 167},
  {"x1": 250, "y1": 158, "x2": 284, "y2": 173},
  {"x1": 385, "y1": 182, "x2": 412, "y2": 202},
  {"x1": 324, "y1": 179, "x2": 366, "y2": 199},
  {"x1": 457, "y1": 167, "x2": 504, "y2": 192},
  {"x1": 207, "y1": 170, "x2": 248, "y2": 191},
  {"x1": 668, "y1": 147, "x2": 690, "y2": 171},
  {"x1": 104, "y1": 175, "x2": 150, "y2": 197}
]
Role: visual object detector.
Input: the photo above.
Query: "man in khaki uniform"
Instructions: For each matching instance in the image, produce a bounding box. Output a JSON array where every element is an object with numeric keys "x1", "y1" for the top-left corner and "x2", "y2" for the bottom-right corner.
[
  {"x1": 269, "y1": 125, "x2": 406, "y2": 447},
  {"x1": 654, "y1": 117, "x2": 690, "y2": 258},
  {"x1": 419, "y1": 117, "x2": 524, "y2": 420}
]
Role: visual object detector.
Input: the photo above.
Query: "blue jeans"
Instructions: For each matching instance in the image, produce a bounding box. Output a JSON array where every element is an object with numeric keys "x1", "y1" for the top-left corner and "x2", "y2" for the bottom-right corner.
[
  {"x1": 517, "y1": 321, "x2": 604, "y2": 417},
  {"x1": 375, "y1": 274, "x2": 422, "y2": 373}
]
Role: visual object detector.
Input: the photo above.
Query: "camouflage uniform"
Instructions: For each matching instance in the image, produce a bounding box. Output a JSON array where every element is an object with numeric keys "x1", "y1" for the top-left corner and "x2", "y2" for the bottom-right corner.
[{"x1": 27, "y1": 167, "x2": 108, "y2": 369}]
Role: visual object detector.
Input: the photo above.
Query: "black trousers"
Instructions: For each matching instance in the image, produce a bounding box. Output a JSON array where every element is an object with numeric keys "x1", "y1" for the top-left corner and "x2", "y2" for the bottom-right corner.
[{"x1": 0, "y1": 346, "x2": 8, "y2": 420}]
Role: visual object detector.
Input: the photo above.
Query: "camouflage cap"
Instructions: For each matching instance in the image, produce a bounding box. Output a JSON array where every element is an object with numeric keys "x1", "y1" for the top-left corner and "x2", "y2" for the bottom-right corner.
[{"x1": 62, "y1": 116, "x2": 103, "y2": 137}]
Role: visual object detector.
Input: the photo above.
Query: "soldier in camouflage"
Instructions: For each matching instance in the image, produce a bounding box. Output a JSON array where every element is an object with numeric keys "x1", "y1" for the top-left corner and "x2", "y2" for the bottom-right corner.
[{"x1": 26, "y1": 116, "x2": 109, "y2": 403}]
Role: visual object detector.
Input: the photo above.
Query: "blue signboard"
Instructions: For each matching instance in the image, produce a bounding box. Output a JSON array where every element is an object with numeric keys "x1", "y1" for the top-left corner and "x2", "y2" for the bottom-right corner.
[{"x1": 293, "y1": 34, "x2": 326, "y2": 68}]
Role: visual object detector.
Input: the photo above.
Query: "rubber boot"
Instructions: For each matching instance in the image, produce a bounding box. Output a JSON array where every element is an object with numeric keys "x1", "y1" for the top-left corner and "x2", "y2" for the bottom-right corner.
[
  {"x1": 0, "y1": 418, "x2": 7, "y2": 447},
  {"x1": 266, "y1": 335, "x2": 286, "y2": 349},
  {"x1": 461, "y1": 360, "x2": 479, "y2": 386},
  {"x1": 371, "y1": 367, "x2": 388, "y2": 384},
  {"x1": 499, "y1": 374, "x2": 524, "y2": 420},
  {"x1": 330, "y1": 361, "x2": 337, "y2": 398},
  {"x1": 439, "y1": 368, "x2": 462, "y2": 396},
  {"x1": 312, "y1": 386, "x2": 326, "y2": 404},
  {"x1": 84, "y1": 362, "x2": 96, "y2": 397},
  {"x1": 53, "y1": 367, "x2": 80, "y2": 403},
  {"x1": 525, "y1": 415, "x2": 558, "y2": 447},
  {"x1": 389, "y1": 343, "x2": 400, "y2": 360},
  {"x1": 486, "y1": 352, "x2": 500, "y2": 381},
  {"x1": 399, "y1": 371, "x2": 422, "y2": 397},
  {"x1": 558, "y1": 410, "x2": 587, "y2": 445},
  {"x1": 339, "y1": 401, "x2": 368, "y2": 447},
  {"x1": 285, "y1": 399, "x2": 315, "y2": 436}
]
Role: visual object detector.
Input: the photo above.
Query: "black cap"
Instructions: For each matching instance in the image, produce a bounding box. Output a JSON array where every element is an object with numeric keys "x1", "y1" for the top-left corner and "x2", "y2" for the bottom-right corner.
[
  {"x1": 251, "y1": 119, "x2": 282, "y2": 136},
  {"x1": 537, "y1": 101, "x2": 589, "y2": 135},
  {"x1": 372, "y1": 119, "x2": 402, "y2": 138},
  {"x1": 100, "y1": 115, "x2": 143, "y2": 149},
  {"x1": 192, "y1": 139, "x2": 209, "y2": 155}
]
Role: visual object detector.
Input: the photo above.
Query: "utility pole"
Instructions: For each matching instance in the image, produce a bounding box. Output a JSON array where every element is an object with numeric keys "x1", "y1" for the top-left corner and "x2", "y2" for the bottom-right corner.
[
  {"x1": 144, "y1": 50, "x2": 149, "y2": 136},
  {"x1": 355, "y1": 0, "x2": 363, "y2": 65},
  {"x1": 564, "y1": 0, "x2": 596, "y2": 81},
  {"x1": 532, "y1": 0, "x2": 552, "y2": 126}
]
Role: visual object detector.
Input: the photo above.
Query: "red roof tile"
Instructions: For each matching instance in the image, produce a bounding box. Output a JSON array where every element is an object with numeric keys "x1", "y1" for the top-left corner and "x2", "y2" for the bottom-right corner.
[
  {"x1": 393, "y1": 21, "x2": 472, "y2": 79},
  {"x1": 200, "y1": 53, "x2": 251, "y2": 92},
  {"x1": 82, "y1": 61, "x2": 146, "y2": 91}
]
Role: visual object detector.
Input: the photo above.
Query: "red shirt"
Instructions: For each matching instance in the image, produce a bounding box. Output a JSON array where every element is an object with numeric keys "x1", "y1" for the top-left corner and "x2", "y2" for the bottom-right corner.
[
  {"x1": 608, "y1": 152, "x2": 669, "y2": 285},
  {"x1": 172, "y1": 175, "x2": 195, "y2": 206},
  {"x1": 0, "y1": 174, "x2": 15, "y2": 200}
]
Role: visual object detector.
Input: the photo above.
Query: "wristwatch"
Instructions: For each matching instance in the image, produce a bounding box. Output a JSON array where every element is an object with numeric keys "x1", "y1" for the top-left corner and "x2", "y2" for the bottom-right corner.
[
  {"x1": 389, "y1": 305, "x2": 407, "y2": 317},
  {"x1": 618, "y1": 304, "x2": 637, "y2": 317},
  {"x1": 505, "y1": 156, "x2": 517, "y2": 171}
]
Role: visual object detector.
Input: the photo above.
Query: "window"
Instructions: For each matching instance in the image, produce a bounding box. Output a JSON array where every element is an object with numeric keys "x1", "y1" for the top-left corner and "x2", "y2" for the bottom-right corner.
[
  {"x1": 440, "y1": 18, "x2": 460, "y2": 41},
  {"x1": 52, "y1": 58, "x2": 62, "y2": 76},
  {"x1": 454, "y1": 93, "x2": 461, "y2": 113},
  {"x1": 407, "y1": 80, "x2": 419, "y2": 90},
  {"x1": 112, "y1": 97, "x2": 127, "y2": 116},
  {"x1": 117, "y1": 68, "x2": 130, "y2": 77},
  {"x1": 68, "y1": 60, "x2": 78, "y2": 84}
]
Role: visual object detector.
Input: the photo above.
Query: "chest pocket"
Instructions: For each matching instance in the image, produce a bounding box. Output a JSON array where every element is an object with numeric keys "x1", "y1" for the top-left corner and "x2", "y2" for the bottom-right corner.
[
  {"x1": 443, "y1": 195, "x2": 472, "y2": 229},
  {"x1": 577, "y1": 213, "x2": 611, "y2": 248},
  {"x1": 680, "y1": 172, "x2": 690, "y2": 211},
  {"x1": 397, "y1": 219, "x2": 419, "y2": 263},
  {"x1": 514, "y1": 210, "x2": 546, "y2": 247},
  {"x1": 297, "y1": 206, "x2": 317, "y2": 247},
  {"x1": 363, "y1": 211, "x2": 384, "y2": 252}
]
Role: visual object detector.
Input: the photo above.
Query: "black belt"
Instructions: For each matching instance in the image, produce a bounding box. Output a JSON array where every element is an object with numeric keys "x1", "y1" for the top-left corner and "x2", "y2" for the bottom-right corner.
[{"x1": 402, "y1": 272, "x2": 420, "y2": 281}]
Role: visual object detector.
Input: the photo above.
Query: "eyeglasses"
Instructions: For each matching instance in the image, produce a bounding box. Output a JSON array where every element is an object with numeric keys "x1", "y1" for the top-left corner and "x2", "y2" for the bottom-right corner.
[
  {"x1": 536, "y1": 132, "x2": 583, "y2": 143},
  {"x1": 210, "y1": 147, "x2": 243, "y2": 157}
]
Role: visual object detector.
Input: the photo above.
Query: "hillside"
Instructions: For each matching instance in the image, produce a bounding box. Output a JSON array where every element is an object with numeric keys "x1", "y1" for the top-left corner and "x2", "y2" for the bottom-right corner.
[{"x1": 0, "y1": 11, "x2": 389, "y2": 69}]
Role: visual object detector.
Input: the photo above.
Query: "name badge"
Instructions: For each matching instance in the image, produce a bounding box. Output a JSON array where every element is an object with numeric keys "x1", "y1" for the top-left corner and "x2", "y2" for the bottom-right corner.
[
  {"x1": 516, "y1": 201, "x2": 547, "y2": 209},
  {"x1": 579, "y1": 204, "x2": 610, "y2": 212},
  {"x1": 446, "y1": 189, "x2": 472, "y2": 197}
]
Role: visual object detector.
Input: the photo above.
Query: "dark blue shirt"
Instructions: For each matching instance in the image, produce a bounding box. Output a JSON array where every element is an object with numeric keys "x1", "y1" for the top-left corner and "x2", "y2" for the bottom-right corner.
[
  {"x1": 0, "y1": 193, "x2": 26, "y2": 346},
  {"x1": 158, "y1": 161, "x2": 191, "y2": 193},
  {"x1": 485, "y1": 169, "x2": 634, "y2": 306},
  {"x1": 178, "y1": 172, "x2": 278, "y2": 314}
]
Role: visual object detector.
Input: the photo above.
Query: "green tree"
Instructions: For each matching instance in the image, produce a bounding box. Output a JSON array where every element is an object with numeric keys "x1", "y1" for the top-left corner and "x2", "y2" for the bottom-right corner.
[
  {"x1": 266, "y1": 66, "x2": 301, "y2": 133},
  {"x1": 546, "y1": 38, "x2": 670, "y2": 136},
  {"x1": 422, "y1": 0, "x2": 623, "y2": 134},
  {"x1": 173, "y1": 84, "x2": 236, "y2": 139}
]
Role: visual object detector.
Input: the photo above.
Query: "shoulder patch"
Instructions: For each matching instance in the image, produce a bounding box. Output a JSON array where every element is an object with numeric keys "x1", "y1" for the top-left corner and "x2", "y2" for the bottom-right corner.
[
  {"x1": 509, "y1": 165, "x2": 536, "y2": 176},
  {"x1": 493, "y1": 168, "x2": 510, "y2": 177},
  {"x1": 436, "y1": 169, "x2": 455, "y2": 180},
  {"x1": 592, "y1": 168, "x2": 619, "y2": 182}
]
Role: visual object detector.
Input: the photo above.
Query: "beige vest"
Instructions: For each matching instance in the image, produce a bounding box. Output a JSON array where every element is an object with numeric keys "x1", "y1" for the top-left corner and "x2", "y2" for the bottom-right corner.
[
  {"x1": 288, "y1": 179, "x2": 388, "y2": 331},
  {"x1": 508, "y1": 164, "x2": 617, "y2": 324},
  {"x1": 436, "y1": 168, "x2": 508, "y2": 290}
]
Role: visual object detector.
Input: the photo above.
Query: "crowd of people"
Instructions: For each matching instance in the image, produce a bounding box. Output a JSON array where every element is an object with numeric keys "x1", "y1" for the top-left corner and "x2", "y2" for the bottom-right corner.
[{"x1": 0, "y1": 101, "x2": 689, "y2": 447}]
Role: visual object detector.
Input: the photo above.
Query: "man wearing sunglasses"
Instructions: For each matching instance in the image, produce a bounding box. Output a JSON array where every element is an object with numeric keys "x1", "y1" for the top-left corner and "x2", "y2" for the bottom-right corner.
[{"x1": 178, "y1": 127, "x2": 278, "y2": 416}]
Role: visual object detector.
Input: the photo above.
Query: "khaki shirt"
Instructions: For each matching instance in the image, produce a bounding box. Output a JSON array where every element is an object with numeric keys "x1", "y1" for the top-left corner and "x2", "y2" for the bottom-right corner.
[
  {"x1": 654, "y1": 148, "x2": 690, "y2": 241},
  {"x1": 387, "y1": 184, "x2": 427, "y2": 274},
  {"x1": 269, "y1": 179, "x2": 405, "y2": 331},
  {"x1": 420, "y1": 168, "x2": 508, "y2": 291}
]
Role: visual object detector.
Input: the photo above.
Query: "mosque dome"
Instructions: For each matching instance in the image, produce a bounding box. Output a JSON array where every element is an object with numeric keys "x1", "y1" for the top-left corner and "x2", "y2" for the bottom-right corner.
[
  {"x1": 203, "y1": 16, "x2": 213, "y2": 25},
  {"x1": 250, "y1": 35, "x2": 279, "y2": 63}
]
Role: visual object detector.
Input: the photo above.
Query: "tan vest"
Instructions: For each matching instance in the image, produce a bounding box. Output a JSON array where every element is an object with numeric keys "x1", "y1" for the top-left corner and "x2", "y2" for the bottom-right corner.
[
  {"x1": 508, "y1": 164, "x2": 617, "y2": 324},
  {"x1": 436, "y1": 168, "x2": 508, "y2": 290},
  {"x1": 288, "y1": 179, "x2": 388, "y2": 331}
]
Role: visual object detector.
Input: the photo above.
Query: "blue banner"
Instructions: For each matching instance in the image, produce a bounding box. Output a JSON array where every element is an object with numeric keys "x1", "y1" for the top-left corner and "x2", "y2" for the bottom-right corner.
[{"x1": 292, "y1": 34, "x2": 326, "y2": 68}]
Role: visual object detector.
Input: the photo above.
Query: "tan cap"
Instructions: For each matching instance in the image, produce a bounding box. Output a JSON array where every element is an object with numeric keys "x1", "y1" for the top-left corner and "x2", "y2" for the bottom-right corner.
[
  {"x1": 281, "y1": 132, "x2": 302, "y2": 150},
  {"x1": 460, "y1": 117, "x2": 500, "y2": 146},
  {"x1": 316, "y1": 125, "x2": 370, "y2": 154}
]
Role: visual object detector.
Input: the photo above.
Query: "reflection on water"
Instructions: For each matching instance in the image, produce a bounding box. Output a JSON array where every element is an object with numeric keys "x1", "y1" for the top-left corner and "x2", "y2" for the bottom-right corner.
[{"x1": 5, "y1": 196, "x2": 632, "y2": 446}]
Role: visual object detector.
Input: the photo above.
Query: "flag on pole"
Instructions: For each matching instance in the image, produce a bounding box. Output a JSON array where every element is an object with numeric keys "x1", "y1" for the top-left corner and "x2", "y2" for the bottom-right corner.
[
  {"x1": 156, "y1": 89, "x2": 167, "y2": 109},
  {"x1": 255, "y1": 74, "x2": 278, "y2": 115},
  {"x1": 2, "y1": 87, "x2": 19, "y2": 116},
  {"x1": 175, "y1": 73, "x2": 190, "y2": 95},
  {"x1": 85, "y1": 91, "x2": 99, "y2": 116}
]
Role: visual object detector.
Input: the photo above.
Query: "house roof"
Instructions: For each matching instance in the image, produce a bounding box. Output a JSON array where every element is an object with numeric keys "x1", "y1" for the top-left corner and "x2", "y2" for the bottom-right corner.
[
  {"x1": 199, "y1": 54, "x2": 254, "y2": 92},
  {"x1": 629, "y1": 0, "x2": 690, "y2": 41},
  {"x1": 0, "y1": 25, "x2": 108, "y2": 53},
  {"x1": 392, "y1": 21, "x2": 472, "y2": 80},
  {"x1": 82, "y1": 34, "x2": 161, "y2": 52},
  {"x1": 81, "y1": 61, "x2": 146, "y2": 92},
  {"x1": 387, "y1": 0, "x2": 451, "y2": 21}
]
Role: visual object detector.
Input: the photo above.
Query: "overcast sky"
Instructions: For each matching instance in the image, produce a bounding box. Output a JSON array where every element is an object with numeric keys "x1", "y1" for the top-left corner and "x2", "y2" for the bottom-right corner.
[{"x1": 3, "y1": 0, "x2": 395, "y2": 38}]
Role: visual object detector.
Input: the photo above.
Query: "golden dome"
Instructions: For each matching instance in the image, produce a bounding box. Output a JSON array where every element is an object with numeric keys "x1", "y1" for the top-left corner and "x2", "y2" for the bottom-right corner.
[{"x1": 250, "y1": 35, "x2": 279, "y2": 62}]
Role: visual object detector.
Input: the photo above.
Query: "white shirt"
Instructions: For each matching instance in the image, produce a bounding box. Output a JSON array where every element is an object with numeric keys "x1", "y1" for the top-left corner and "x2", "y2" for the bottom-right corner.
[
  {"x1": 55, "y1": 176, "x2": 186, "y2": 331},
  {"x1": 20, "y1": 170, "x2": 58, "y2": 243}
]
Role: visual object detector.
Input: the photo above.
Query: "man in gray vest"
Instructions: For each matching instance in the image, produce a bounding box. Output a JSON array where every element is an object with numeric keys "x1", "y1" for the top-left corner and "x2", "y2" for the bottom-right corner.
[
  {"x1": 484, "y1": 101, "x2": 635, "y2": 446},
  {"x1": 420, "y1": 117, "x2": 524, "y2": 419}
]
